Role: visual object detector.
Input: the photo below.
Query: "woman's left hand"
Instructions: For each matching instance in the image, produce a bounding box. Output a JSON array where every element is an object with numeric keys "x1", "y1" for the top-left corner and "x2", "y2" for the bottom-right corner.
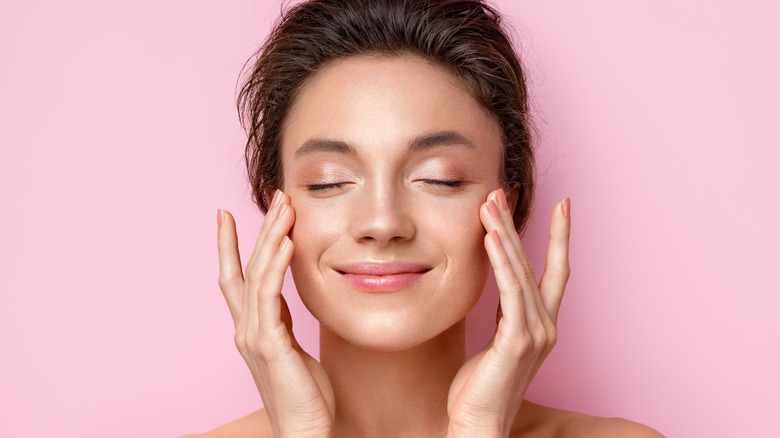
[{"x1": 447, "y1": 189, "x2": 571, "y2": 437}]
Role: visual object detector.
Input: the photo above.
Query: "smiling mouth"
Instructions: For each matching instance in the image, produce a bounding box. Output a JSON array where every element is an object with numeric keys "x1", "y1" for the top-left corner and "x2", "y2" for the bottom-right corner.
[
  {"x1": 335, "y1": 268, "x2": 432, "y2": 274},
  {"x1": 333, "y1": 262, "x2": 432, "y2": 292}
]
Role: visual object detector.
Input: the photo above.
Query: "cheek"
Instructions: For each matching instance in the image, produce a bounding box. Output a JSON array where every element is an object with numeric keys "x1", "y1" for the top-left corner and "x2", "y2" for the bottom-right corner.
[
  {"x1": 432, "y1": 197, "x2": 486, "y2": 252},
  {"x1": 426, "y1": 197, "x2": 490, "y2": 281},
  {"x1": 288, "y1": 197, "x2": 352, "y2": 294},
  {"x1": 423, "y1": 198, "x2": 490, "y2": 325},
  {"x1": 289, "y1": 199, "x2": 335, "y2": 266}
]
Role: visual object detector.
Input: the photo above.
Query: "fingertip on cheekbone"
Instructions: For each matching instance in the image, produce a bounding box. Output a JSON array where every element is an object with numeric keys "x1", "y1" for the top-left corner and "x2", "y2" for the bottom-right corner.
[{"x1": 278, "y1": 235, "x2": 292, "y2": 253}]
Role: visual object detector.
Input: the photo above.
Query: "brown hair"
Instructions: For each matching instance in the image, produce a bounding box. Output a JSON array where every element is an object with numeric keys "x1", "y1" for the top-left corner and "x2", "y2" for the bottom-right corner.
[{"x1": 238, "y1": 0, "x2": 535, "y2": 232}]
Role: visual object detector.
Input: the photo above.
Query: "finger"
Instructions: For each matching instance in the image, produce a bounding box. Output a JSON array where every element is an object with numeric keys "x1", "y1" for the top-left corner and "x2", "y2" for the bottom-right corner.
[
  {"x1": 217, "y1": 208, "x2": 244, "y2": 325},
  {"x1": 482, "y1": 191, "x2": 545, "y2": 328},
  {"x1": 279, "y1": 293, "x2": 297, "y2": 344},
  {"x1": 257, "y1": 235, "x2": 295, "y2": 334},
  {"x1": 242, "y1": 191, "x2": 286, "y2": 334},
  {"x1": 245, "y1": 189, "x2": 284, "y2": 271},
  {"x1": 278, "y1": 260, "x2": 303, "y2": 353},
  {"x1": 245, "y1": 193, "x2": 296, "y2": 331},
  {"x1": 539, "y1": 198, "x2": 571, "y2": 324},
  {"x1": 495, "y1": 189, "x2": 552, "y2": 327},
  {"x1": 242, "y1": 189, "x2": 282, "y2": 333},
  {"x1": 482, "y1": 216, "x2": 524, "y2": 327}
]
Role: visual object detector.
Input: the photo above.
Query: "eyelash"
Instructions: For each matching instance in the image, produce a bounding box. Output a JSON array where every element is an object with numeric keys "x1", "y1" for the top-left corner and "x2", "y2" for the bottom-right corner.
[
  {"x1": 421, "y1": 179, "x2": 464, "y2": 188},
  {"x1": 306, "y1": 182, "x2": 349, "y2": 191},
  {"x1": 305, "y1": 180, "x2": 464, "y2": 191}
]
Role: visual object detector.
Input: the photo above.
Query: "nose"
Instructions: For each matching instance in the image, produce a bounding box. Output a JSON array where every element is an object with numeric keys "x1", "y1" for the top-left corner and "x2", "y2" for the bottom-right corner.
[{"x1": 349, "y1": 184, "x2": 415, "y2": 245}]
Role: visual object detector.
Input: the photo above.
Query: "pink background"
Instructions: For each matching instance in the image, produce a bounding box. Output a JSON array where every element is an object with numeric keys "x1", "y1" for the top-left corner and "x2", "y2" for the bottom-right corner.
[{"x1": 1, "y1": 1, "x2": 778, "y2": 436}]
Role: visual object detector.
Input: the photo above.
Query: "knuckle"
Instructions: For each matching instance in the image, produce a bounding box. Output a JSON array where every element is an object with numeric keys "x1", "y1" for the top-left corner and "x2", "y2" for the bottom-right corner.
[
  {"x1": 548, "y1": 330, "x2": 558, "y2": 349},
  {"x1": 536, "y1": 325, "x2": 556, "y2": 353},
  {"x1": 523, "y1": 260, "x2": 536, "y2": 281},
  {"x1": 234, "y1": 329, "x2": 286, "y2": 361},
  {"x1": 559, "y1": 265, "x2": 571, "y2": 281},
  {"x1": 513, "y1": 329, "x2": 535, "y2": 354},
  {"x1": 234, "y1": 332, "x2": 247, "y2": 351},
  {"x1": 530, "y1": 326, "x2": 547, "y2": 347},
  {"x1": 217, "y1": 275, "x2": 234, "y2": 291},
  {"x1": 494, "y1": 256, "x2": 513, "y2": 272},
  {"x1": 508, "y1": 277, "x2": 523, "y2": 293}
]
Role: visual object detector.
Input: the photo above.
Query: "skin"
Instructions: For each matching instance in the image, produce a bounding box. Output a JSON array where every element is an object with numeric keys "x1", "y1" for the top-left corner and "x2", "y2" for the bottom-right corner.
[{"x1": 186, "y1": 55, "x2": 664, "y2": 437}]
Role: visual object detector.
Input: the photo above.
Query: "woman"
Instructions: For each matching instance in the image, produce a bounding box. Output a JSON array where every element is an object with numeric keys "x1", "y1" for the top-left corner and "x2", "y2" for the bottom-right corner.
[{"x1": 190, "y1": 0, "x2": 663, "y2": 436}]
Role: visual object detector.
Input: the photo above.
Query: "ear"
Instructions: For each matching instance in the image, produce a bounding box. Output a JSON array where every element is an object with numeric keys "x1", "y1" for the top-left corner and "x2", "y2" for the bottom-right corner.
[{"x1": 506, "y1": 184, "x2": 521, "y2": 215}]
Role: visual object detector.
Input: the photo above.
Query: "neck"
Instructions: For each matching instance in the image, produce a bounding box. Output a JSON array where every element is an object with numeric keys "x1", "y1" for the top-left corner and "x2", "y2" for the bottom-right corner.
[{"x1": 320, "y1": 320, "x2": 466, "y2": 437}]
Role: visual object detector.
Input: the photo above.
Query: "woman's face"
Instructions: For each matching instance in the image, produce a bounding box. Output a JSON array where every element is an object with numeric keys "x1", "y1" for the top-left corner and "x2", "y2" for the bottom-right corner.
[{"x1": 280, "y1": 55, "x2": 504, "y2": 351}]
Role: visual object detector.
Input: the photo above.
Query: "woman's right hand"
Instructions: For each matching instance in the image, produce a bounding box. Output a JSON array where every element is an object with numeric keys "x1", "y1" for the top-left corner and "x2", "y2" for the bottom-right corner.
[{"x1": 217, "y1": 190, "x2": 335, "y2": 438}]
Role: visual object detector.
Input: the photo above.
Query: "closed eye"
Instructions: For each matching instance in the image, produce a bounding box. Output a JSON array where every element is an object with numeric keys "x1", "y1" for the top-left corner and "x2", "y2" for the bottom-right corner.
[
  {"x1": 307, "y1": 180, "x2": 464, "y2": 191},
  {"x1": 422, "y1": 179, "x2": 464, "y2": 188},
  {"x1": 306, "y1": 182, "x2": 349, "y2": 191}
]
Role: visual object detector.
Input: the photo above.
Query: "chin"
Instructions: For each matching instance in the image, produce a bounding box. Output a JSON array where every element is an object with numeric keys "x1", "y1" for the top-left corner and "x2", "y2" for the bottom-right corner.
[
  {"x1": 298, "y1": 285, "x2": 484, "y2": 353},
  {"x1": 323, "y1": 310, "x2": 456, "y2": 352}
]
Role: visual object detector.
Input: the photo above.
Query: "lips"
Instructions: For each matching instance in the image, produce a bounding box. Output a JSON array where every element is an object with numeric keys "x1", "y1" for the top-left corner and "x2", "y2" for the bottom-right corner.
[{"x1": 333, "y1": 261, "x2": 432, "y2": 292}]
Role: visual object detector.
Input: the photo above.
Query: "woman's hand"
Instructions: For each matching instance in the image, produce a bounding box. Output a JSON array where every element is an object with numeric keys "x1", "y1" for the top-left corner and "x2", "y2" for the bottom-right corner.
[
  {"x1": 217, "y1": 190, "x2": 335, "y2": 438},
  {"x1": 447, "y1": 189, "x2": 571, "y2": 437}
]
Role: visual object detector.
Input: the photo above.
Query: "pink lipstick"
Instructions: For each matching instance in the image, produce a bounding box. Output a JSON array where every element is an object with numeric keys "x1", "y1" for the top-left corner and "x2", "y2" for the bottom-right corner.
[{"x1": 333, "y1": 261, "x2": 432, "y2": 292}]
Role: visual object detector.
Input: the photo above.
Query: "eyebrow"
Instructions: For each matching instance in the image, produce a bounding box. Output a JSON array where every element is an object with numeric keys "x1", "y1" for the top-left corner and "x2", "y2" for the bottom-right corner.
[{"x1": 294, "y1": 130, "x2": 476, "y2": 157}]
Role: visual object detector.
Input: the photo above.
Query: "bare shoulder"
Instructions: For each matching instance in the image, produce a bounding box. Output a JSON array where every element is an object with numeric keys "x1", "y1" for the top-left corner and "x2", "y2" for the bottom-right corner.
[
  {"x1": 511, "y1": 400, "x2": 664, "y2": 438},
  {"x1": 179, "y1": 408, "x2": 273, "y2": 438}
]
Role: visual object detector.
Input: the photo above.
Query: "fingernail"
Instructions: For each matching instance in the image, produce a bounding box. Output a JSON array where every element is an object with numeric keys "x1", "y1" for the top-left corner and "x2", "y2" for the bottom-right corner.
[
  {"x1": 562, "y1": 198, "x2": 571, "y2": 218},
  {"x1": 278, "y1": 236, "x2": 291, "y2": 252},
  {"x1": 497, "y1": 188, "x2": 509, "y2": 211},
  {"x1": 490, "y1": 229, "x2": 501, "y2": 246},
  {"x1": 217, "y1": 208, "x2": 223, "y2": 229},
  {"x1": 487, "y1": 198, "x2": 501, "y2": 218},
  {"x1": 275, "y1": 203, "x2": 287, "y2": 220},
  {"x1": 270, "y1": 189, "x2": 281, "y2": 209}
]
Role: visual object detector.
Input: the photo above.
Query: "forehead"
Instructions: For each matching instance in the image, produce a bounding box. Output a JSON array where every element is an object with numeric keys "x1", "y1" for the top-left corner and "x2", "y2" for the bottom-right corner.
[{"x1": 281, "y1": 54, "x2": 502, "y2": 162}]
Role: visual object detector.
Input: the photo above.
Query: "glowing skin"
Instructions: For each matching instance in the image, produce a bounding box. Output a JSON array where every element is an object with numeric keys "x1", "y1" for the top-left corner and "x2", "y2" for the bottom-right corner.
[
  {"x1": 281, "y1": 55, "x2": 504, "y2": 351},
  {"x1": 211, "y1": 54, "x2": 660, "y2": 438}
]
